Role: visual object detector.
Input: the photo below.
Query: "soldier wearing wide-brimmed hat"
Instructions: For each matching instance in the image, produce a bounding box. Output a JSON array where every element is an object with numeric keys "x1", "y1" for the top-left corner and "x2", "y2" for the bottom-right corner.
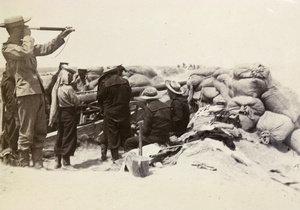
[
  {"x1": 1, "y1": 15, "x2": 74, "y2": 168},
  {"x1": 124, "y1": 87, "x2": 172, "y2": 152},
  {"x1": 165, "y1": 80, "x2": 190, "y2": 137}
]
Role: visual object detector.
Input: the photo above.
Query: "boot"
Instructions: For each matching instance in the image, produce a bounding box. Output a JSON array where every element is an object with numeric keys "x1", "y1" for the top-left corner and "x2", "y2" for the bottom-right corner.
[
  {"x1": 101, "y1": 143, "x2": 107, "y2": 161},
  {"x1": 63, "y1": 155, "x2": 71, "y2": 166},
  {"x1": 54, "y1": 155, "x2": 62, "y2": 169},
  {"x1": 32, "y1": 147, "x2": 44, "y2": 169},
  {"x1": 19, "y1": 149, "x2": 30, "y2": 167},
  {"x1": 111, "y1": 149, "x2": 119, "y2": 161}
]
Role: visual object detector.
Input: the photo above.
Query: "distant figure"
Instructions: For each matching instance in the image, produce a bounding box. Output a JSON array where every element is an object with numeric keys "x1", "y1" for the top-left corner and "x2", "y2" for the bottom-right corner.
[
  {"x1": 165, "y1": 80, "x2": 190, "y2": 137},
  {"x1": 97, "y1": 65, "x2": 132, "y2": 161},
  {"x1": 124, "y1": 87, "x2": 172, "y2": 151},
  {"x1": 51, "y1": 66, "x2": 81, "y2": 169},
  {"x1": 0, "y1": 71, "x2": 19, "y2": 154},
  {"x1": 1, "y1": 15, "x2": 73, "y2": 168}
]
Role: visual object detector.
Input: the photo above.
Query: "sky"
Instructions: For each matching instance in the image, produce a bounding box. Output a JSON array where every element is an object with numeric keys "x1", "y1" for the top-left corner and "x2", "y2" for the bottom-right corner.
[{"x1": 0, "y1": 0, "x2": 300, "y2": 90}]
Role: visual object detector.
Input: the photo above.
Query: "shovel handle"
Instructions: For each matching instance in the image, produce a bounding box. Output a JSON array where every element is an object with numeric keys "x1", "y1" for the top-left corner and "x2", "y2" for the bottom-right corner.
[{"x1": 138, "y1": 121, "x2": 143, "y2": 156}]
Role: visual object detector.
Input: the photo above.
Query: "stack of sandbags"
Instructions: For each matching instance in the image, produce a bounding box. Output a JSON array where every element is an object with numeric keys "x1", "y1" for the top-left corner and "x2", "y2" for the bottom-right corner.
[
  {"x1": 186, "y1": 67, "x2": 235, "y2": 107},
  {"x1": 227, "y1": 96, "x2": 265, "y2": 131},
  {"x1": 231, "y1": 63, "x2": 269, "y2": 98},
  {"x1": 256, "y1": 111, "x2": 294, "y2": 144},
  {"x1": 196, "y1": 77, "x2": 232, "y2": 106}
]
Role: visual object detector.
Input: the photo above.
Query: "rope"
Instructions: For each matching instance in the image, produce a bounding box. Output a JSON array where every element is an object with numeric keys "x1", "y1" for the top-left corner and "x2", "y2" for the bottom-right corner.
[{"x1": 52, "y1": 34, "x2": 71, "y2": 58}]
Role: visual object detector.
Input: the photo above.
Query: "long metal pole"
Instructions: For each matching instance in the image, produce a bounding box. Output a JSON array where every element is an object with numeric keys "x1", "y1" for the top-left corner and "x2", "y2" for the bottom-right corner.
[{"x1": 29, "y1": 27, "x2": 75, "y2": 31}]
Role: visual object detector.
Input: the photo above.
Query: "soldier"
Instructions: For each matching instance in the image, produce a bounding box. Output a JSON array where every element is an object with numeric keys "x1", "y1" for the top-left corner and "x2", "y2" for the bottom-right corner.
[
  {"x1": 72, "y1": 67, "x2": 93, "y2": 92},
  {"x1": 97, "y1": 65, "x2": 131, "y2": 161},
  {"x1": 0, "y1": 71, "x2": 19, "y2": 155},
  {"x1": 165, "y1": 80, "x2": 190, "y2": 137},
  {"x1": 124, "y1": 87, "x2": 172, "y2": 151},
  {"x1": 51, "y1": 66, "x2": 81, "y2": 169},
  {"x1": 1, "y1": 16, "x2": 73, "y2": 168}
]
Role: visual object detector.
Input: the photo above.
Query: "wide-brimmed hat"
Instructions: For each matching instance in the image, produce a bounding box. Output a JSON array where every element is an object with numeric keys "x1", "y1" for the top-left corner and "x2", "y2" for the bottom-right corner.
[
  {"x1": 0, "y1": 16, "x2": 31, "y2": 28},
  {"x1": 140, "y1": 87, "x2": 161, "y2": 100},
  {"x1": 103, "y1": 65, "x2": 125, "y2": 75},
  {"x1": 165, "y1": 80, "x2": 184, "y2": 95}
]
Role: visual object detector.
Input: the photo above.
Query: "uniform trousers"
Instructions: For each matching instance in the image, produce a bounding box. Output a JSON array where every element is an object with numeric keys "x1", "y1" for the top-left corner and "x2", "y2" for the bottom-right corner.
[
  {"x1": 54, "y1": 107, "x2": 78, "y2": 156},
  {"x1": 17, "y1": 94, "x2": 47, "y2": 151}
]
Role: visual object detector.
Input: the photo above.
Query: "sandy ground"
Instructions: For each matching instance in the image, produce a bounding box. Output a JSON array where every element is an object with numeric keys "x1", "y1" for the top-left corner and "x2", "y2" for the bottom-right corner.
[{"x1": 1, "y1": 134, "x2": 300, "y2": 210}]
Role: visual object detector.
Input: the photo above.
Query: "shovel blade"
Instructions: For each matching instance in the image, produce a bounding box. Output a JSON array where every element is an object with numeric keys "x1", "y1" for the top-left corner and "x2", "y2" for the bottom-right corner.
[{"x1": 132, "y1": 156, "x2": 149, "y2": 177}]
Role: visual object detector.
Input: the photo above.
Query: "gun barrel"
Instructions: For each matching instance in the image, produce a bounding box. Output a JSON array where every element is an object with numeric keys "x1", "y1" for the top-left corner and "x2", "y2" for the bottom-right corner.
[{"x1": 29, "y1": 27, "x2": 75, "y2": 31}]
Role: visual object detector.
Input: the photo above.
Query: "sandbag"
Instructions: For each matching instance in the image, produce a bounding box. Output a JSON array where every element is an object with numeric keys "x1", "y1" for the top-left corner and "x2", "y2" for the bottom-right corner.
[
  {"x1": 227, "y1": 96, "x2": 265, "y2": 116},
  {"x1": 200, "y1": 77, "x2": 215, "y2": 88},
  {"x1": 187, "y1": 74, "x2": 204, "y2": 91},
  {"x1": 128, "y1": 74, "x2": 151, "y2": 87},
  {"x1": 261, "y1": 86, "x2": 300, "y2": 123},
  {"x1": 189, "y1": 67, "x2": 219, "y2": 77},
  {"x1": 125, "y1": 66, "x2": 157, "y2": 78},
  {"x1": 233, "y1": 63, "x2": 270, "y2": 79},
  {"x1": 187, "y1": 75, "x2": 204, "y2": 103},
  {"x1": 227, "y1": 96, "x2": 265, "y2": 131},
  {"x1": 202, "y1": 87, "x2": 219, "y2": 100},
  {"x1": 238, "y1": 115, "x2": 259, "y2": 132},
  {"x1": 151, "y1": 76, "x2": 164, "y2": 86},
  {"x1": 284, "y1": 129, "x2": 300, "y2": 154},
  {"x1": 256, "y1": 111, "x2": 294, "y2": 143},
  {"x1": 295, "y1": 116, "x2": 300, "y2": 130},
  {"x1": 231, "y1": 78, "x2": 267, "y2": 98},
  {"x1": 212, "y1": 94, "x2": 226, "y2": 105},
  {"x1": 216, "y1": 73, "x2": 232, "y2": 85},
  {"x1": 213, "y1": 80, "x2": 231, "y2": 102},
  {"x1": 212, "y1": 68, "x2": 232, "y2": 78}
]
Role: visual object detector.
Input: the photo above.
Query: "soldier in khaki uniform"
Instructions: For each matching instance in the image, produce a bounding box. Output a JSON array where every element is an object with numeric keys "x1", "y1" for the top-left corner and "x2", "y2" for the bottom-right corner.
[{"x1": 1, "y1": 16, "x2": 73, "y2": 168}]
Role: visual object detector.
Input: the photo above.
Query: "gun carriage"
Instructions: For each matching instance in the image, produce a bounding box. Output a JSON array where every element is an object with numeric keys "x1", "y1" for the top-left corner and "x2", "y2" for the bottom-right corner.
[{"x1": 44, "y1": 81, "x2": 186, "y2": 151}]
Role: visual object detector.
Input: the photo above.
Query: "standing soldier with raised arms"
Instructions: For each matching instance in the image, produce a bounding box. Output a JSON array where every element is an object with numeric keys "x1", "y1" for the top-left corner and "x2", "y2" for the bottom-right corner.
[{"x1": 1, "y1": 16, "x2": 74, "y2": 168}]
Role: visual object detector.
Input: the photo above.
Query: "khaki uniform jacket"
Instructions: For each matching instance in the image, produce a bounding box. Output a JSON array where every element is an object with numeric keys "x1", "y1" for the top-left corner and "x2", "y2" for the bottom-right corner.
[{"x1": 2, "y1": 35, "x2": 65, "y2": 97}]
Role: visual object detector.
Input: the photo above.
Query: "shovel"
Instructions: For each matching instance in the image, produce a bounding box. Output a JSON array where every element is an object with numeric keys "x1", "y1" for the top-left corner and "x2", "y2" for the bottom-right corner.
[{"x1": 132, "y1": 121, "x2": 149, "y2": 177}]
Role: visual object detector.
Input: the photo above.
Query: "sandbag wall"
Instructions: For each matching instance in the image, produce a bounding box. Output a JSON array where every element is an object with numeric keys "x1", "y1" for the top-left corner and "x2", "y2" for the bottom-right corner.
[{"x1": 187, "y1": 64, "x2": 300, "y2": 153}]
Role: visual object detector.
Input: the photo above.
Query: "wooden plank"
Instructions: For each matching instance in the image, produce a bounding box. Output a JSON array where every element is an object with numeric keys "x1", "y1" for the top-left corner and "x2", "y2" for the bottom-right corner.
[{"x1": 44, "y1": 119, "x2": 103, "y2": 151}]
